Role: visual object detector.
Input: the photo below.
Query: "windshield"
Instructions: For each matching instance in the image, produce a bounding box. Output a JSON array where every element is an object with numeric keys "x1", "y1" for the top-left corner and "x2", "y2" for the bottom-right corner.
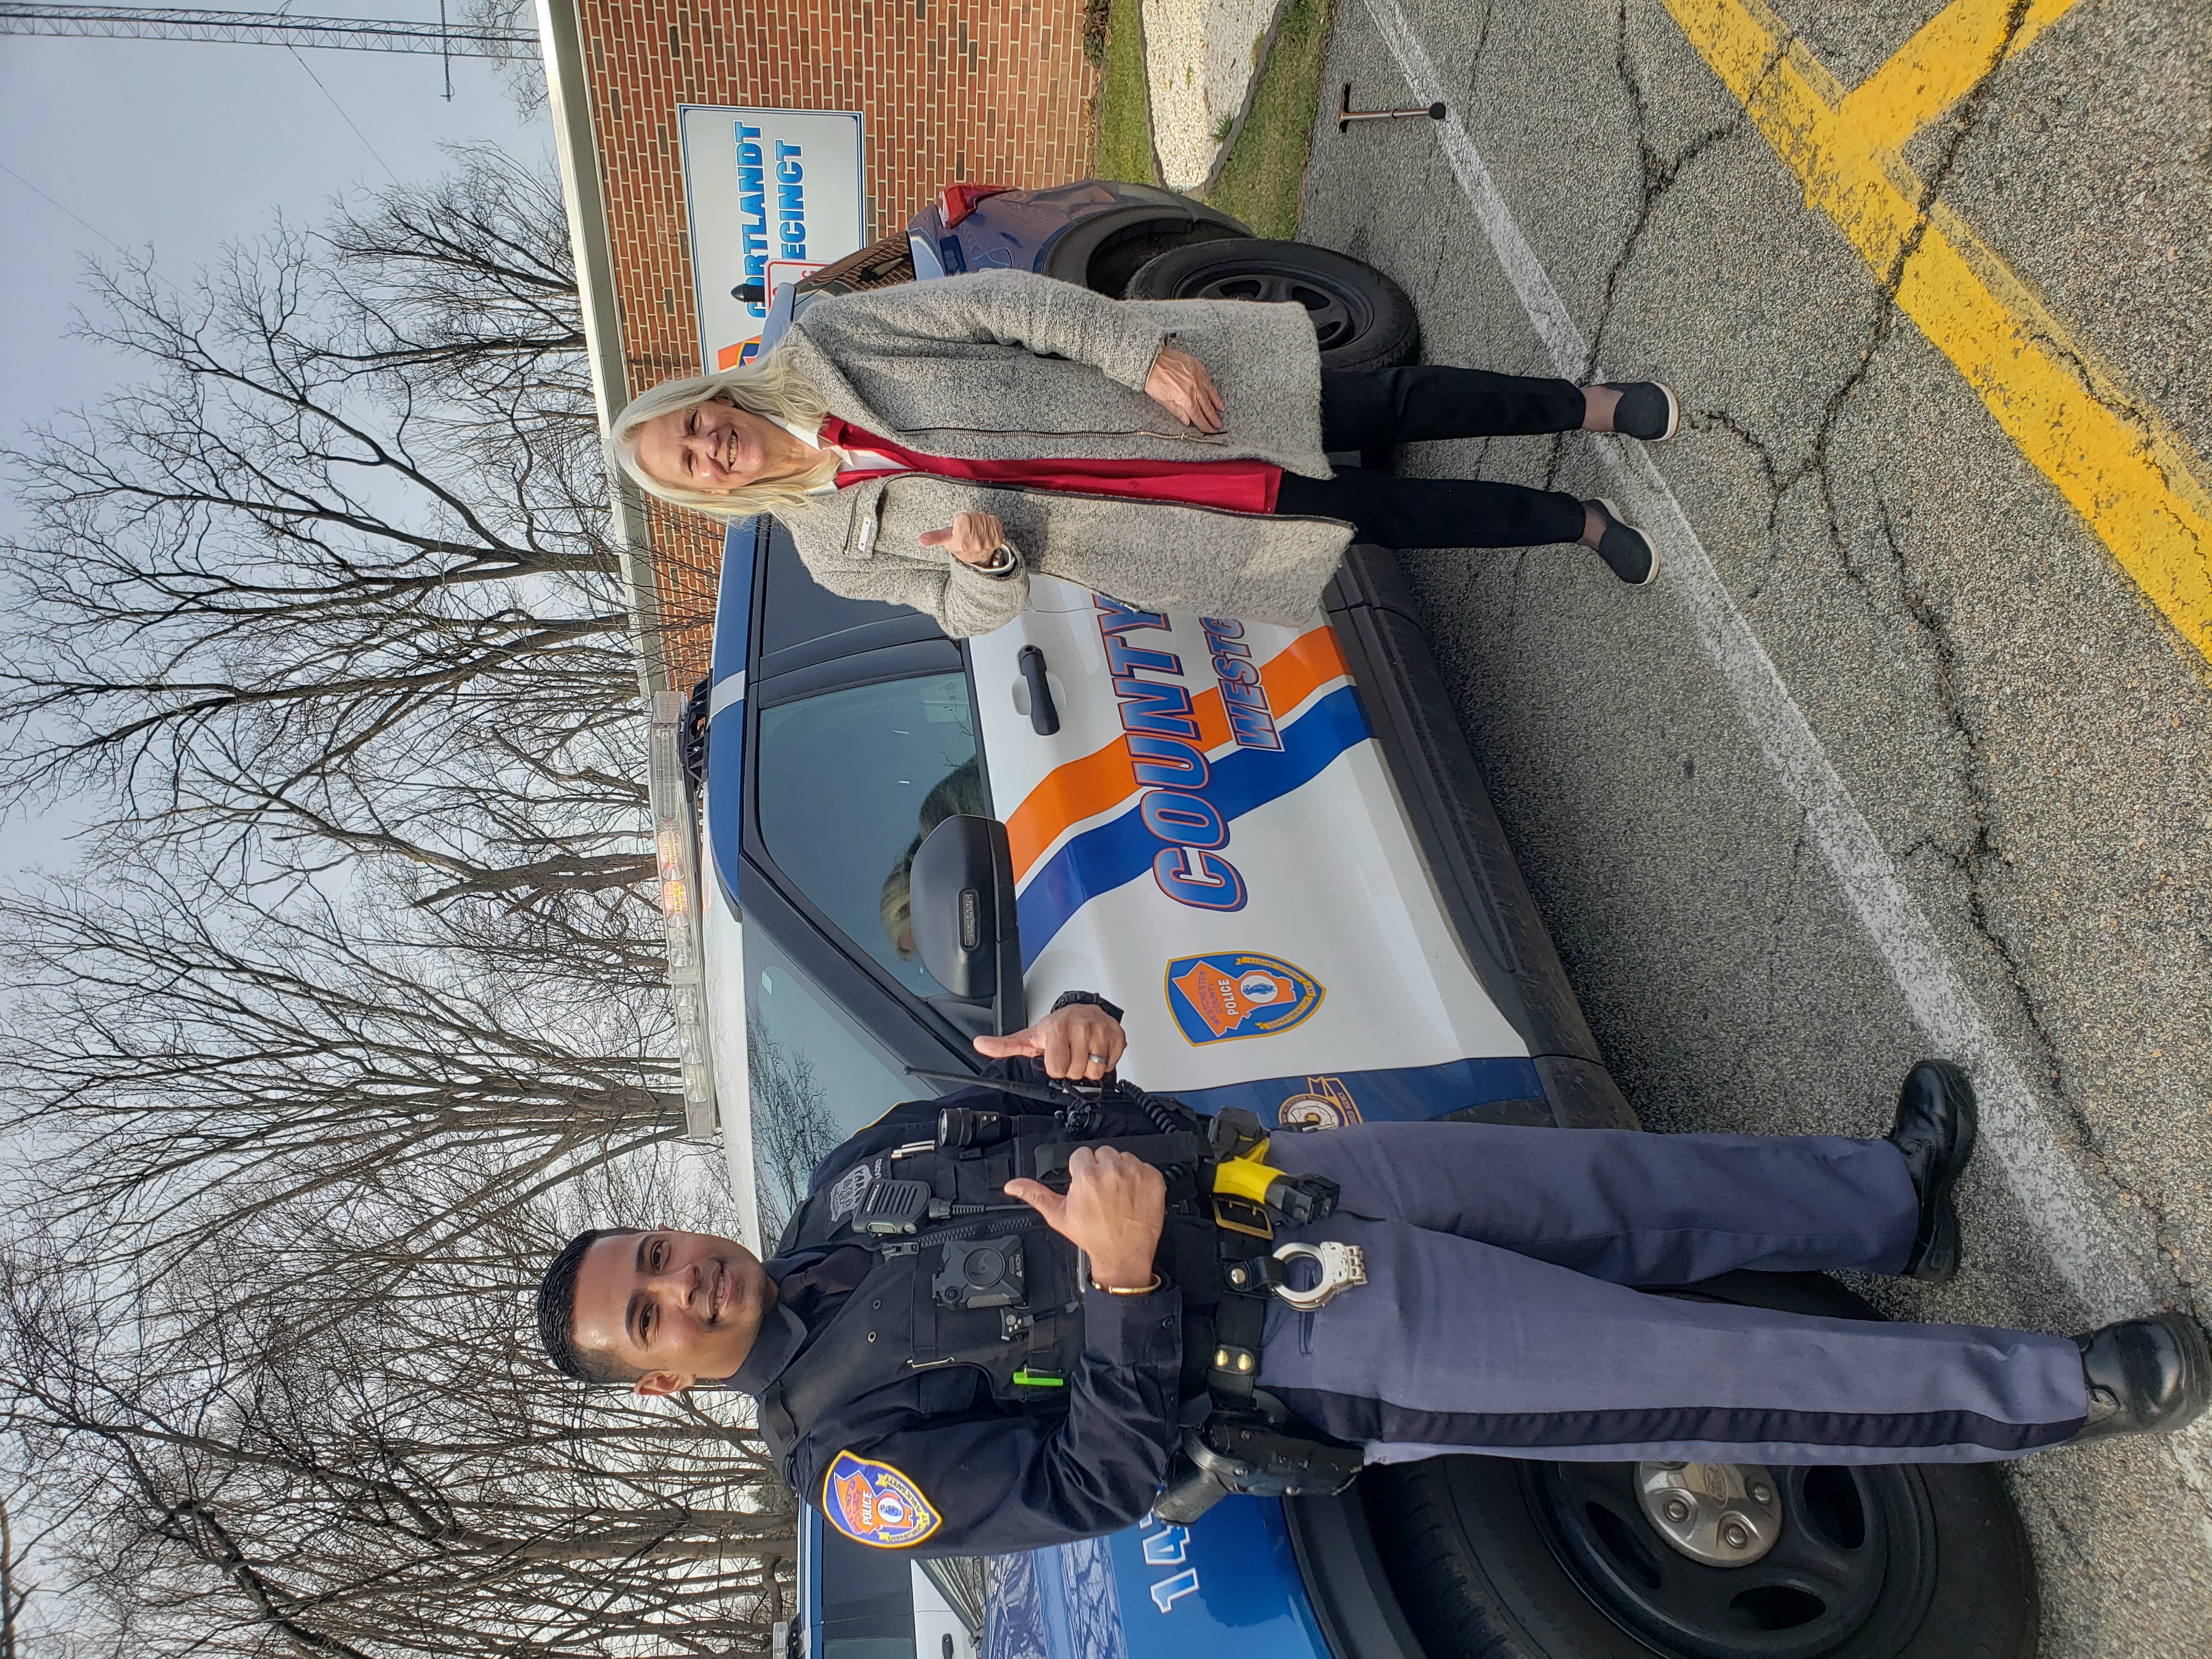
[{"x1": 754, "y1": 672, "x2": 985, "y2": 999}]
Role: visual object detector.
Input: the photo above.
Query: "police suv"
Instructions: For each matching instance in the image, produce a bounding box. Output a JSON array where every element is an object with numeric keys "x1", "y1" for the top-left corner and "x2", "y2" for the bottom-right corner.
[{"x1": 653, "y1": 184, "x2": 2038, "y2": 1659}]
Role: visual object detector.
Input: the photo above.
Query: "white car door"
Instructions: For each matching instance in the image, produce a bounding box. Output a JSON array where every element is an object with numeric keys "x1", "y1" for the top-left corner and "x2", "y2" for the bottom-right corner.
[{"x1": 968, "y1": 578, "x2": 1534, "y2": 1126}]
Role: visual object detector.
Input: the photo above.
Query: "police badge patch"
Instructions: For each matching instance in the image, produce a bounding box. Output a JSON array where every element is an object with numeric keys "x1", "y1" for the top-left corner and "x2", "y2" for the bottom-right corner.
[
  {"x1": 1164, "y1": 951, "x2": 1324, "y2": 1045},
  {"x1": 824, "y1": 1451, "x2": 941, "y2": 1548}
]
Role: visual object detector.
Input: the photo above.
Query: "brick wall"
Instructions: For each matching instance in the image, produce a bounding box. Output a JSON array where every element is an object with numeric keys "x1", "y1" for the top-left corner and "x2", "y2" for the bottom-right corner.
[{"x1": 575, "y1": 0, "x2": 1102, "y2": 682}]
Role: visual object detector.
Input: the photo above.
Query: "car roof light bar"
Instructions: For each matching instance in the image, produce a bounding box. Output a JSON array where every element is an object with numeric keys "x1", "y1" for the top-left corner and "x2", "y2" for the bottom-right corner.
[{"x1": 650, "y1": 687, "x2": 718, "y2": 1141}]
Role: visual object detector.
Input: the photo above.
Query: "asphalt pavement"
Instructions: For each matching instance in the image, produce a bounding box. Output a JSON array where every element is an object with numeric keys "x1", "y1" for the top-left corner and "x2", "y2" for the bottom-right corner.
[{"x1": 1294, "y1": 1, "x2": 2212, "y2": 1652}]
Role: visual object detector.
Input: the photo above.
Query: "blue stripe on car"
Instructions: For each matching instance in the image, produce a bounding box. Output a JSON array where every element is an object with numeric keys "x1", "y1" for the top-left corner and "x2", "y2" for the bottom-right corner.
[
  {"x1": 1014, "y1": 684, "x2": 1372, "y2": 966},
  {"x1": 1172, "y1": 1056, "x2": 1548, "y2": 1125}
]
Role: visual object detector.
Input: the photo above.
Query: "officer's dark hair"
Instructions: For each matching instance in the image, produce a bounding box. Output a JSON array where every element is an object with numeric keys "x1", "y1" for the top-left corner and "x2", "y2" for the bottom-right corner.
[{"x1": 536, "y1": 1227, "x2": 645, "y2": 1383}]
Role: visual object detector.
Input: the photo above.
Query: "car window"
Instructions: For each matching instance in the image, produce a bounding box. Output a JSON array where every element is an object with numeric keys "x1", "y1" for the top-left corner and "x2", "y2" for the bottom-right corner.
[
  {"x1": 815, "y1": 1521, "x2": 916, "y2": 1659},
  {"x1": 743, "y1": 922, "x2": 921, "y2": 1235},
  {"x1": 759, "y1": 524, "x2": 910, "y2": 657},
  {"x1": 755, "y1": 672, "x2": 985, "y2": 1001}
]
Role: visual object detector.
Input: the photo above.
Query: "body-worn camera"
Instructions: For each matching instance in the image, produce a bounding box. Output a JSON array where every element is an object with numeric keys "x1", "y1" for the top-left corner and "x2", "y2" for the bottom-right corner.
[{"x1": 932, "y1": 1235, "x2": 1027, "y2": 1311}]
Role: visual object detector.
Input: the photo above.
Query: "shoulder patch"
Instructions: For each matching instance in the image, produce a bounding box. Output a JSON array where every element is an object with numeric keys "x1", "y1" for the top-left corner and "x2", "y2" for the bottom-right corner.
[
  {"x1": 828, "y1": 1156, "x2": 884, "y2": 1226},
  {"x1": 824, "y1": 1451, "x2": 942, "y2": 1548}
]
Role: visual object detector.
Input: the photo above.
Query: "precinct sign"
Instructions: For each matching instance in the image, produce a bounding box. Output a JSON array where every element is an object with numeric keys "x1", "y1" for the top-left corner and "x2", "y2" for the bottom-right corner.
[{"x1": 677, "y1": 105, "x2": 866, "y2": 372}]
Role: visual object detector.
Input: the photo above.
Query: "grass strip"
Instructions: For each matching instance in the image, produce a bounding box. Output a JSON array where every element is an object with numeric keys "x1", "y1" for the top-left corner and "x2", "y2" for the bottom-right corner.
[
  {"x1": 1094, "y1": 0, "x2": 1161, "y2": 186},
  {"x1": 1204, "y1": 0, "x2": 1333, "y2": 238}
]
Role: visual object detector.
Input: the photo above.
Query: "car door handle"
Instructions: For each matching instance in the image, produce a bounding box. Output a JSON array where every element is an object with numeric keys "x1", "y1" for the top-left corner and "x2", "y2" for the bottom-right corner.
[{"x1": 1017, "y1": 645, "x2": 1060, "y2": 736}]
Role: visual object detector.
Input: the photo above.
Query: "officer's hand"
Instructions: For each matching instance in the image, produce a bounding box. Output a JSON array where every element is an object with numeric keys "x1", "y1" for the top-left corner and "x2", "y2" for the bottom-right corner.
[
  {"x1": 973, "y1": 1002, "x2": 1128, "y2": 1082},
  {"x1": 1005, "y1": 1146, "x2": 1164, "y2": 1291}
]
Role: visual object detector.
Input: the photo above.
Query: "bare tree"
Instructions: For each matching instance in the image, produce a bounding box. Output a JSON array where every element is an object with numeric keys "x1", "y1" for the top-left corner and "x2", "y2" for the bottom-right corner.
[
  {"x1": 1, "y1": 1193, "x2": 794, "y2": 1659},
  {"x1": 0, "y1": 144, "x2": 799, "y2": 1656},
  {"x1": 318, "y1": 145, "x2": 590, "y2": 436},
  {"x1": 0, "y1": 152, "x2": 656, "y2": 915},
  {"x1": 459, "y1": 0, "x2": 549, "y2": 118},
  {"x1": 0, "y1": 859, "x2": 686, "y2": 1286}
]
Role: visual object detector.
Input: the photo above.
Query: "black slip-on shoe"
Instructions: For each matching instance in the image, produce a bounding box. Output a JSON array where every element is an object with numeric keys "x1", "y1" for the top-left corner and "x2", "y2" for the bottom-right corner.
[
  {"x1": 1585, "y1": 499, "x2": 1658, "y2": 586},
  {"x1": 1887, "y1": 1059, "x2": 1979, "y2": 1284},
  {"x1": 2069, "y1": 1312, "x2": 2211, "y2": 1444},
  {"x1": 1604, "y1": 380, "x2": 1680, "y2": 442}
]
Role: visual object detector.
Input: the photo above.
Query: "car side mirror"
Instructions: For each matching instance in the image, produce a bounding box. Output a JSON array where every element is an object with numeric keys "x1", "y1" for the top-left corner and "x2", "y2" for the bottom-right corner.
[{"x1": 909, "y1": 814, "x2": 1025, "y2": 1036}]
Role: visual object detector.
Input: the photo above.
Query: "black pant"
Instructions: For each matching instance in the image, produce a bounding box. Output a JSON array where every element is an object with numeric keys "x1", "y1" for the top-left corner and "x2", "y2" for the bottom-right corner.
[{"x1": 1273, "y1": 366, "x2": 1588, "y2": 548}]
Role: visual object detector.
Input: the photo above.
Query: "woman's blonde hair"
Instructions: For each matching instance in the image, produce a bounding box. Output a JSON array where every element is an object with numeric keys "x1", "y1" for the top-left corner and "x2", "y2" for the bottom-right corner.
[{"x1": 610, "y1": 349, "x2": 840, "y2": 516}]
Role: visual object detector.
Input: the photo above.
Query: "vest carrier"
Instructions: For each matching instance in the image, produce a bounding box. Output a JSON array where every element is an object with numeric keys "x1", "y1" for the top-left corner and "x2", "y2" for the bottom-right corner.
[{"x1": 757, "y1": 1081, "x2": 1366, "y2": 1524}]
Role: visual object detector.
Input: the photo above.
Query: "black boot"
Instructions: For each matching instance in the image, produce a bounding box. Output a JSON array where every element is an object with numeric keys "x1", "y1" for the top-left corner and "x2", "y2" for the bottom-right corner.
[
  {"x1": 2070, "y1": 1313, "x2": 2211, "y2": 1443},
  {"x1": 1887, "y1": 1060, "x2": 1978, "y2": 1283}
]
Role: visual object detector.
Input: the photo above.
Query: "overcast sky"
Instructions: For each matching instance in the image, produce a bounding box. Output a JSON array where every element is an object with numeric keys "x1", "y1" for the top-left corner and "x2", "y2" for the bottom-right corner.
[{"x1": 1, "y1": 14, "x2": 552, "y2": 876}]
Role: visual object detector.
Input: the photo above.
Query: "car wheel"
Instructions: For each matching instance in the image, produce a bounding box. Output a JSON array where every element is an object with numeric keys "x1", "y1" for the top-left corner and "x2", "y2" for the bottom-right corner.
[
  {"x1": 1361, "y1": 1273, "x2": 2040, "y2": 1659},
  {"x1": 1121, "y1": 238, "x2": 1420, "y2": 371}
]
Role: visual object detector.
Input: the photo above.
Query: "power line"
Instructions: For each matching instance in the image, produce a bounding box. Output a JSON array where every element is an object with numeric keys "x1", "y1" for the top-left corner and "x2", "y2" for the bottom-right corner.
[
  {"x1": 0, "y1": 157, "x2": 131, "y2": 253},
  {"x1": 286, "y1": 44, "x2": 399, "y2": 183},
  {"x1": 0, "y1": 4, "x2": 535, "y2": 58}
]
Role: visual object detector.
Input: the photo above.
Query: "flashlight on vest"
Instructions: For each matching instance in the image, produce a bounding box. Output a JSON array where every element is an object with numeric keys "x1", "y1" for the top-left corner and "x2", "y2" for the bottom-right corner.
[{"x1": 938, "y1": 1105, "x2": 1013, "y2": 1150}]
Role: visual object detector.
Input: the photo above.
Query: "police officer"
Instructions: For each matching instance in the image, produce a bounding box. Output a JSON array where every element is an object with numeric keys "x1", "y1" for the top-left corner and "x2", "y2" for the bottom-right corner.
[{"x1": 534, "y1": 994, "x2": 2209, "y2": 1557}]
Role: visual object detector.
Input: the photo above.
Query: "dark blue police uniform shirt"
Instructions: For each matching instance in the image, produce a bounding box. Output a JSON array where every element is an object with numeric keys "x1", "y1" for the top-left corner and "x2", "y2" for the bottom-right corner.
[{"x1": 752, "y1": 1058, "x2": 1184, "y2": 1558}]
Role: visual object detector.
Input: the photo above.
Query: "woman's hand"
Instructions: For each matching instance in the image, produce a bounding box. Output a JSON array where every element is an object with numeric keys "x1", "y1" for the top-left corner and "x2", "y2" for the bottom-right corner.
[
  {"x1": 1144, "y1": 346, "x2": 1226, "y2": 433},
  {"x1": 918, "y1": 511, "x2": 1008, "y2": 566},
  {"x1": 1005, "y1": 1146, "x2": 1165, "y2": 1291}
]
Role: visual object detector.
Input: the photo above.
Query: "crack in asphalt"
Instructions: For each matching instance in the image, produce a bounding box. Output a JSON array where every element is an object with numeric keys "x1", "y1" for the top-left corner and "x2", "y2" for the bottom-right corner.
[
  {"x1": 1873, "y1": 496, "x2": 2059, "y2": 1080},
  {"x1": 1465, "y1": 0, "x2": 1496, "y2": 79},
  {"x1": 1691, "y1": 407, "x2": 1792, "y2": 591},
  {"x1": 1611, "y1": 2, "x2": 2036, "y2": 594},
  {"x1": 1582, "y1": 3, "x2": 2205, "y2": 1317},
  {"x1": 1345, "y1": 0, "x2": 2212, "y2": 1575},
  {"x1": 1425, "y1": 213, "x2": 1451, "y2": 296},
  {"x1": 1874, "y1": 494, "x2": 2205, "y2": 1312},
  {"x1": 1588, "y1": 0, "x2": 1751, "y2": 375},
  {"x1": 1802, "y1": 0, "x2": 2034, "y2": 570},
  {"x1": 1539, "y1": 429, "x2": 1568, "y2": 493}
]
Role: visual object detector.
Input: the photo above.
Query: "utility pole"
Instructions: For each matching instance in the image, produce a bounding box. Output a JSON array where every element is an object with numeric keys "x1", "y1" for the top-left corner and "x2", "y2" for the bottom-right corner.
[
  {"x1": 0, "y1": 1491, "x2": 15, "y2": 1659},
  {"x1": 0, "y1": 4, "x2": 534, "y2": 59}
]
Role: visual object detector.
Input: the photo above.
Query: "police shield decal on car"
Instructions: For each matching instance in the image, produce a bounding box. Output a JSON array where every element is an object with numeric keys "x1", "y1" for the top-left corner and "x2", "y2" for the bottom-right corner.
[
  {"x1": 1277, "y1": 1075, "x2": 1363, "y2": 1128},
  {"x1": 1165, "y1": 952, "x2": 1324, "y2": 1044},
  {"x1": 823, "y1": 1451, "x2": 941, "y2": 1548}
]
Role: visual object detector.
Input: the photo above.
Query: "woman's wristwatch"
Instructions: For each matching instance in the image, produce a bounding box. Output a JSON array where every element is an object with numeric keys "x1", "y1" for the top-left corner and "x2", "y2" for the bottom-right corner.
[{"x1": 975, "y1": 544, "x2": 1020, "y2": 578}]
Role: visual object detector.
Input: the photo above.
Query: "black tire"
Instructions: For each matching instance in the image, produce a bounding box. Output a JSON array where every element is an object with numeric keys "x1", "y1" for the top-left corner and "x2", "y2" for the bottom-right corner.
[
  {"x1": 1121, "y1": 238, "x2": 1420, "y2": 372},
  {"x1": 1361, "y1": 1273, "x2": 2039, "y2": 1659}
]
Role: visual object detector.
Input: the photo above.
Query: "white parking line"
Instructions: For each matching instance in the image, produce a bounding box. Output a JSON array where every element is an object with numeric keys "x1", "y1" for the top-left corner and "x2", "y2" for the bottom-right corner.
[{"x1": 1359, "y1": 0, "x2": 2146, "y2": 1315}]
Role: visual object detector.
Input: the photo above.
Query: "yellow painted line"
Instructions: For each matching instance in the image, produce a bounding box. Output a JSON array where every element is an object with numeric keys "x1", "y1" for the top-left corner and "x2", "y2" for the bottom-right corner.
[
  {"x1": 1836, "y1": 0, "x2": 2081, "y2": 154},
  {"x1": 1660, "y1": 0, "x2": 2212, "y2": 664}
]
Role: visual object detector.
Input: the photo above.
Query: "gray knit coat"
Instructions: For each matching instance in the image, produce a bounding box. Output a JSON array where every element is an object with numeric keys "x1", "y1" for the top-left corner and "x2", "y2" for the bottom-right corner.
[{"x1": 767, "y1": 269, "x2": 1346, "y2": 637}]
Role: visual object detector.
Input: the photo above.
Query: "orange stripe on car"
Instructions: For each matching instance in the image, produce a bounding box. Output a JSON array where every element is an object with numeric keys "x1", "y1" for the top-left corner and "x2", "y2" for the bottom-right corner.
[{"x1": 1007, "y1": 624, "x2": 1355, "y2": 882}]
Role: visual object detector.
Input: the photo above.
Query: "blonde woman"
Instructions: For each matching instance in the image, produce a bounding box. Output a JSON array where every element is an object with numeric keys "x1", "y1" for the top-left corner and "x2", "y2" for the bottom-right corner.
[{"x1": 613, "y1": 269, "x2": 1676, "y2": 637}]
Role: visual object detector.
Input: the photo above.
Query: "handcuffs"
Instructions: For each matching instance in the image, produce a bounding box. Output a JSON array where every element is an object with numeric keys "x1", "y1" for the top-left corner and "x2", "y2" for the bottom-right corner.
[{"x1": 1268, "y1": 1240, "x2": 1368, "y2": 1311}]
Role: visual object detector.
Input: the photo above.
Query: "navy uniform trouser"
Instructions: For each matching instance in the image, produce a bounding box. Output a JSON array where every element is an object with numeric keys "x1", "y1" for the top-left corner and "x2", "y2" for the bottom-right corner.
[
  {"x1": 1272, "y1": 366, "x2": 1589, "y2": 549},
  {"x1": 1255, "y1": 1122, "x2": 2088, "y2": 1465}
]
